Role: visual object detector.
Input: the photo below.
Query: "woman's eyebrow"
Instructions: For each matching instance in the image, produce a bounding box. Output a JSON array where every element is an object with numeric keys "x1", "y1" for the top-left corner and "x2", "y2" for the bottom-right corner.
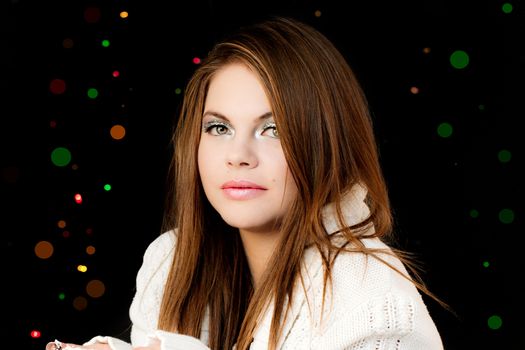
[{"x1": 202, "y1": 111, "x2": 273, "y2": 122}]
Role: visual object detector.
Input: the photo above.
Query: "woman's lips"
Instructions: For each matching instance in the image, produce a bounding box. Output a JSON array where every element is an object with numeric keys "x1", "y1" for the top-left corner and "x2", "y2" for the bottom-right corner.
[
  {"x1": 222, "y1": 188, "x2": 266, "y2": 200},
  {"x1": 221, "y1": 180, "x2": 267, "y2": 200}
]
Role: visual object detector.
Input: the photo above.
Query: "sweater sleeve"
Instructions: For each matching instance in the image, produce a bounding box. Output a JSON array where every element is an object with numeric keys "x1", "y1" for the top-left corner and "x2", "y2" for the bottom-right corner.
[
  {"x1": 82, "y1": 332, "x2": 211, "y2": 350},
  {"x1": 152, "y1": 330, "x2": 211, "y2": 350},
  {"x1": 127, "y1": 231, "x2": 212, "y2": 349},
  {"x1": 311, "y1": 291, "x2": 443, "y2": 350},
  {"x1": 129, "y1": 231, "x2": 177, "y2": 346},
  {"x1": 80, "y1": 231, "x2": 177, "y2": 350},
  {"x1": 309, "y1": 242, "x2": 444, "y2": 350},
  {"x1": 82, "y1": 336, "x2": 132, "y2": 350}
]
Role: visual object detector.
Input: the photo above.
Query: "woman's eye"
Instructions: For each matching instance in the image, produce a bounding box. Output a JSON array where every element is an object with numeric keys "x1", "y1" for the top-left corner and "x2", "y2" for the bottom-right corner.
[
  {"x1": 261, "y1": 125, "x2": 279, "y2": 138},
  {"x1": 204, "y1": 123, "x2": 231, "y2": 136}
]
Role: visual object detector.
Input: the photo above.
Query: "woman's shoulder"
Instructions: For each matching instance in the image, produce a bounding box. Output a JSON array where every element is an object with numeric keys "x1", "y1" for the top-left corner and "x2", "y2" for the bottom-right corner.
[
  {"x1": 130, "y1": 230, "x2": 178, "y2": 335},
  {"x1": 313, "y1": 239, "x2": 443, "y2": 348},
  {"x1": 135, "y1": 229, "x2": 177, "y2": 292},
  {"x1": 143, "y1": 229, "x2": 177, "y2": 259},
  {"x1": 302, "y1": 239, "x2": 443, "y2": 347},
  {"x1": 329, "y1": 238, "x2": 417, "y2": 297}
]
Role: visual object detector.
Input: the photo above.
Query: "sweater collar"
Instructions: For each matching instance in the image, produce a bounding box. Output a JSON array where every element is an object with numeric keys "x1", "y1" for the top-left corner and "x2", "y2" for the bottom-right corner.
[
  {"x1": 251, "y1": 184, "x2": 370, "y2": 349},
  {"x1": 321, "y1": 183, "x2": 370, "y2": 235}
]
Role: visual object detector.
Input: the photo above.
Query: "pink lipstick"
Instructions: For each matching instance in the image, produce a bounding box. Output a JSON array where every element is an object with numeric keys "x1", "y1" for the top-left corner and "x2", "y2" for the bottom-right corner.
[{"x1": 221, "y1": 180, "x2": 267, "y2": 200}]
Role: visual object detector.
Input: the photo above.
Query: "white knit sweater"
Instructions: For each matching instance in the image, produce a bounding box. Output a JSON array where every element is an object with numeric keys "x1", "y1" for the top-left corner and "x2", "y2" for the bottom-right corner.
[{"x1": 87, "y1": 187, "x2": 443, "y2": 350}]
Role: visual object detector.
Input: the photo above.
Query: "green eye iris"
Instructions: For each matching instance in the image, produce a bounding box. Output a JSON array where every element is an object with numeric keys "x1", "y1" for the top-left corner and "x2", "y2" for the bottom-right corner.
[
  {"x1": 211, "y1": 125, "x2": 229, "y2": 135},
  {"x1": 261, "y1": 123, "x2": 279, "y2": 138},
  {"x1": 203, "y1": 121, "x2": 231, "y2": 135}
]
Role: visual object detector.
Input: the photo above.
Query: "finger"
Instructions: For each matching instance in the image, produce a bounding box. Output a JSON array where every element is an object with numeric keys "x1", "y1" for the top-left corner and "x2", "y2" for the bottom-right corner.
[{"x1": 46, "y1": 342, "x2": 58, "y2": 350}]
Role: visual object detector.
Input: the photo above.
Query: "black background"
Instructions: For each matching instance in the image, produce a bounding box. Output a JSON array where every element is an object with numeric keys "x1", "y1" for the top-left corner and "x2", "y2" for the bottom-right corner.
[{"x1": 3, "y1": 0, "x2": 524, "y2": 348}]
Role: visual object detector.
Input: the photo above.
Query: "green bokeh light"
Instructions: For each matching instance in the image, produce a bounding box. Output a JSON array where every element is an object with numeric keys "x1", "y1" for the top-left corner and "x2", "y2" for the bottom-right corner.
[
  {"x1": 487, "y1": 315, "x2": 502, "y2": 330},
  {"x1": 497, "y1": 149, "x2": 511, "y2": 163},
  {"x1": 51, "y1": 147, "x2": 72, "y2": 167},
  {"x1": 102, "y1": 39, "x2": 110, "y2": 47},
  {"x1": 450, "y1": 50, "x2": 470, "y2": 69},
  {"x1": 482, "y1": 261, "x2": 490, "y2": 268},
  {"x1": 58, "y1": 293, "x2": 66, "y2": 300},
  {"x1": 88, "y1": 88, "x2": 99, "y2": 99},
  {"x1": 478, "y1": 104, "x2": 485, "y2": 111},
  {"x1": 104, "y1": 184, "x2": 112, "y2": 191},
  {"x1": 175, "y1": 88, "x2": 182, "y2": 95},
  {"x1": 498, "y1": 208, "x2": 514, "y2": 224},
  {"x1": 437, "y1": 122, "x2": 453, "y2": 138},
  {"x1": 469, "y1": 209, "x2": 479, "y2": 218},
  {"x1": 502, "y1": 3, "x2": 513, "y2": 13}
]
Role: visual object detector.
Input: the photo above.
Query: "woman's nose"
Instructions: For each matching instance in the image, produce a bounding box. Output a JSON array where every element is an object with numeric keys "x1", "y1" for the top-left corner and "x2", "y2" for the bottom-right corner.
[{"x1": 226, "y1": 138, "x2": 258, "y2": 169}]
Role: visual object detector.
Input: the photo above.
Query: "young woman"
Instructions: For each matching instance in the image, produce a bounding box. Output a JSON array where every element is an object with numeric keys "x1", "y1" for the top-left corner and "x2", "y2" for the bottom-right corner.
[{"x1": 48, "y1": 16, "x2": 445, "y2": 350}]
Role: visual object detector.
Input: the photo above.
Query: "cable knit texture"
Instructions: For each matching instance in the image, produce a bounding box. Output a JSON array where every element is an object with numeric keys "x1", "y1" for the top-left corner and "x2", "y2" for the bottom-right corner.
[{"x1": 88, "y1": 186, "x2": 443, "y2": 349}]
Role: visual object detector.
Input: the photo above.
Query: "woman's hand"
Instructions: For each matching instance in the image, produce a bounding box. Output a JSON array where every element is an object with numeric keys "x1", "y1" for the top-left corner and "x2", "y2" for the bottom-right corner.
[
  {"x1": 45, "y1": 341, "x2": 112, "y2": 350},
  {"x1": 133, "y1": 337, "x2": 160, "y2": 350}
]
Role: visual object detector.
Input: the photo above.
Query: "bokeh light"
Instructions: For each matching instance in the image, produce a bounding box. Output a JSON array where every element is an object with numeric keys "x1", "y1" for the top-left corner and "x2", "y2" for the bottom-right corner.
[
  {"x1": 497, "y1": 149, "x2": 511, "y2": 163},
  {"x1": 86, "y1": 279, "x2": 106, "y2": 298},
  {"x1": 87, "y1": 88, "x2": 99, "y2": 99},
  {"x1": 502, "y1": 3, "x2": 513, "y2": 13},
  {"x1": 62, "y1": 38, "x2": 74, "y2": 48},
  {"x1": 450, "y1": 50, "x2": 470, "y2": 69},
  {"x1": 51, "y1": 147, "x2": 72, "y2": 167},
  {"x1": 437, "y1": 122, "x2": 453, "y2": 138},
  {"x1": 86, "y1": 245, "x2": 96, "y2": 255},
  {"x1": 110, "y1": 124, "x2": 126, "y2": 140},
  {"x1": 30, "y1": 330, "x2": 41, "y2": 338},
  {"x1": 487, "y1": 315, "x2": 503, "y2": 330},
  {"x1": 84, "y1": 6, "x2": 101, "y2": 23},
  {"x1": 77, "y1": 265, "x2": 88, "y2": 272},
  {"x1": 50, "y1": 79, "x2": 66, "y2": 94},
  {"x1": 498, "y1": 208, "x2": 514, "y2": 224},
  {"x1": 74, "y1": 193, "x2": 83, "y2": 204},
  {"x1": 73, "y1": 296, "x2": 88, "y2": 311},
  {"x1": 35, "y1": 241, "x2": 54, "y2": 259}
]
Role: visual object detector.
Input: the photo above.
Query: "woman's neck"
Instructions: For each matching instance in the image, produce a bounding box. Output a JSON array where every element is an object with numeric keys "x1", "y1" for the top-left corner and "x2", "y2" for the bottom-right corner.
[{"x1": 238, "y1": 228, "x2": 282, "y2": 290}]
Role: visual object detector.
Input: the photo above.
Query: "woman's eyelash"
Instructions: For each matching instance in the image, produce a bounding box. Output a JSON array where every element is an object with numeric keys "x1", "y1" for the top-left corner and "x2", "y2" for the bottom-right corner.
[
  {"x1": 202, "y1": 120, "x2": 230, "y2": 134},
  {"x1": 202, "y1": 119, "x2": 278, "y2": 137},
  {"x1": 262, "y1": 122, "x2": 279, "y2": 137},
  {"x1": 262, "y1": 121, "x2": 276, "y2": 130}
]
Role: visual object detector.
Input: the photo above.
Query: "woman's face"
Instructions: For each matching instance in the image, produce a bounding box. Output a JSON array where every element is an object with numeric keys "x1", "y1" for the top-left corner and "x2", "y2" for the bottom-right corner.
[{"x1": 198, "y1": 63, "x2": 297, "y2": 235}]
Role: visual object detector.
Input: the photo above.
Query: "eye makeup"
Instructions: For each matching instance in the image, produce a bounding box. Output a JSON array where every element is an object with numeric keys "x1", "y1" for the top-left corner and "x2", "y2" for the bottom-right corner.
[
  {"x1": 260, "y1": 121, "x2": 279, "y2": 138},
  {"x1": 201, "y1": 117, "x2": 279, "y2": 138},
  {"x1": 202, "y1": 119, "x2": 232, "y2": 135}
]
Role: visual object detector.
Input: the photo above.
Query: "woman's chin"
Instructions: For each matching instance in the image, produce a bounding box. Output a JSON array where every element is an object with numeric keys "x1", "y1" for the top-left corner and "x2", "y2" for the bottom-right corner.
[{"x1": 221, "y1": 217, "x2": 279, "y2": 235}]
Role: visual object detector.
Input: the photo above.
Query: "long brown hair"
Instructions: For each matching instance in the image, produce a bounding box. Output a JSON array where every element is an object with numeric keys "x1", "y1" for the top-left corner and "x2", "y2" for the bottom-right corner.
[{"x1": 158, "y1": 16, "x2": 446, "y2": 350}]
